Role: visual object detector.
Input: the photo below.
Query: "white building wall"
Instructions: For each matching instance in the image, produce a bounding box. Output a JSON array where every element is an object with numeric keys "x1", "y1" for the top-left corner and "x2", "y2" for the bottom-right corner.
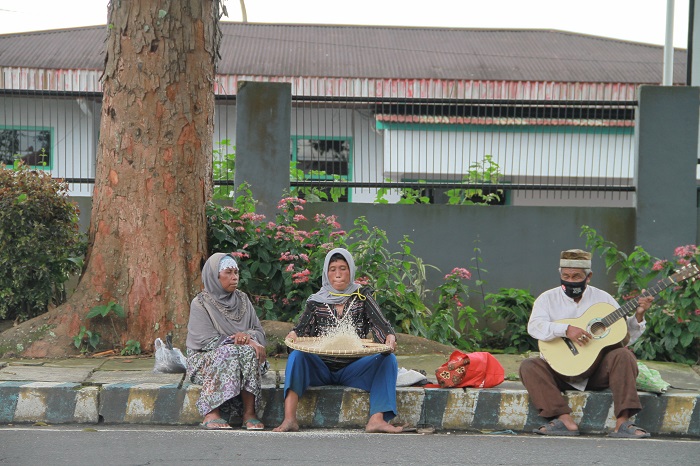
[{"x1": 2, "y1": 97, "x2": 638, "y2": 207}]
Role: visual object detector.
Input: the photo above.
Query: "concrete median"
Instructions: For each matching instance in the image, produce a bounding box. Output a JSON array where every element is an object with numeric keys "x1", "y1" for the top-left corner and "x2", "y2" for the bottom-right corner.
[{"x1": 1, "y1": 354, "x2": 699, "y2": 437}]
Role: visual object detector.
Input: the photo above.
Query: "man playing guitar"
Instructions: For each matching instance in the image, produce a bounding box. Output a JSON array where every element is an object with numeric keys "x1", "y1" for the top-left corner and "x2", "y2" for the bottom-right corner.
[{"x1": 519, "y1": 249, "x2": 653, "y2": 438}]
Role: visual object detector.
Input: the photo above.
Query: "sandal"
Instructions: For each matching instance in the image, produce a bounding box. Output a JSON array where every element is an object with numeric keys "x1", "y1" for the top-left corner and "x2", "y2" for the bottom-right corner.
[
  {"x1": 533, "y1": 418, "x2": 580, "y2": 436},
  {"x1": 200, "y1": 418, "x2": 232, "y2": 430},
  {"x1": 608, "y1": 420, "x2": 651, "y2": 438},
  {"x1": 242, "y1": 418, "x2": 265, "y2": 430}
]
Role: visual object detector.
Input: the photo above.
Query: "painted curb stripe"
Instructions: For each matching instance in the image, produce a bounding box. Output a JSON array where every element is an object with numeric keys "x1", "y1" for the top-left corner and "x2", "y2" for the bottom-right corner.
[
  {"x1": 580, "y1": 391, "x2": 613, "y2": 431},
  {"x1": 0, "y1": 381, "x2": 23, "y2": 422},
  {"x1": 635, "y1": 393, "x2": 667, "y2": 434},
  {"x1": 44, "y1": 384, "x2": 82, "y2": 423},
  {"x1": 152, "y1": 385, "x2": 186, "y2": 424},
  {"x1": 99, "y1": 383, "x2": 134, "y2": 423},
  {"x1": 422, "y1": 389, "x2": 448, "y2": 427},
  {"x1": 315, "y1": 389, "x2": 344, "y2": 427},
  {"x1": 471, "y1": 390, "x2": 502, "y2": 429},
  {"x1": 688, "y1": 395, "x2": 700, "y2": 436}
]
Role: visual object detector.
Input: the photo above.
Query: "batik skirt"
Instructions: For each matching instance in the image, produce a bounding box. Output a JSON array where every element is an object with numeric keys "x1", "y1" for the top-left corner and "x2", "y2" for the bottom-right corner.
[{"x1": 186, "y1": 341, "x2": 267, "y2": 418}]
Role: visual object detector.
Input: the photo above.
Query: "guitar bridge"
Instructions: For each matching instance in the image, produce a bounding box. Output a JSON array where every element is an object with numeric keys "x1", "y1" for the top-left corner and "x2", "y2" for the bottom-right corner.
[{"x1": 563, "y1": 338, "x2": 579, "y2": 355}]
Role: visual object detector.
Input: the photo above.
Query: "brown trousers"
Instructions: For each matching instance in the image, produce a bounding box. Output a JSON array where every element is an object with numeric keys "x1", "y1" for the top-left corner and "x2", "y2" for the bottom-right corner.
[{"x1": 519, "y1": 347, "x2": 642, "y2": 419}]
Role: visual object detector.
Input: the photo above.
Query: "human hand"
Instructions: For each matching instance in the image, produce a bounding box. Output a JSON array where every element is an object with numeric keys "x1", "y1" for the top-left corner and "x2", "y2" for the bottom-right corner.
[
  {"x1": 249, "y1": 340, "x2": 267, "y2": 363},
  {"x1": 636, "y1": 290, "x2": 653, "y2": 321},
  {"x1": 232, "y1": 332, "x2": 250, "y2": 345},
  {"x1": 385, "y1": 334, "x2": 397, "y2": 352},
  {"x1": 566, "y1": 325, "x2": 591, "y2": 346},
  {"x1": 286, "y1": 331, "x2": 298, "y2": 342}
]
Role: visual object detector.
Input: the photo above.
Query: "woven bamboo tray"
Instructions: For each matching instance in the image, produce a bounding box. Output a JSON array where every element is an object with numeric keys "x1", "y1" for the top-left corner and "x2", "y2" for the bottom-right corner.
[{"x1": 284, "y1": 336, "x2": 392, "y2": 357}]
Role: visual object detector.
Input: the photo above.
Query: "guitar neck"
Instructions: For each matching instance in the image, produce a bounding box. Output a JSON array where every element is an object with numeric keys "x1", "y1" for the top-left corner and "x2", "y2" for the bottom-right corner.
[{"x1": 604, "y1": 276, "x2": 676, "y2": 326}]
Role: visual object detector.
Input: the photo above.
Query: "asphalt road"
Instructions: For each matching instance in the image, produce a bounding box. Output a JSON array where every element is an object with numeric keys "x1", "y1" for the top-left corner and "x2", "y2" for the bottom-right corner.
[{"x1": 1, "y1": 425, "x2": 698, "y2": 465}]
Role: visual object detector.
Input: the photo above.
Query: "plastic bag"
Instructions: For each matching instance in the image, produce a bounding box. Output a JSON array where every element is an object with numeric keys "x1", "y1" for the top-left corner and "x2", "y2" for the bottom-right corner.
[
  {"x1": 636, "y1": 361, "x2": 670, "y2": 394},
  {"x1": 153, "y1": 335, "x2": 187, "y2": 374},
  {"x1": 396, "y1": 367, "x2": 428, "y2": 387}
]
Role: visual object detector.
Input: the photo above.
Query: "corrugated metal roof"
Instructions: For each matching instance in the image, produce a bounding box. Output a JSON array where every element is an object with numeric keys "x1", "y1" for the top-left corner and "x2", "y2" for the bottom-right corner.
[
  {"x1": 0, "y1": 22, "x2": 687, "y2": 87},
  {"x1": 374, "y1": 114, "x2": 635, "y2": 127}
]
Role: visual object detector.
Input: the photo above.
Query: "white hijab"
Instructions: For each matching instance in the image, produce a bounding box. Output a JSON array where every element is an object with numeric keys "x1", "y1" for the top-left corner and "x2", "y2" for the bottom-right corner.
[{"x1": 307, "y1": 248, "x2": 362, "y2": 305}]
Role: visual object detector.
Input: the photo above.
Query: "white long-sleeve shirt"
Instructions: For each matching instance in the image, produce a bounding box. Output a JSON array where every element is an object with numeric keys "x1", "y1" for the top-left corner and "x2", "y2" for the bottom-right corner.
[{"x1": 528, "y1": 284, "x2": 646, "y2": 390}]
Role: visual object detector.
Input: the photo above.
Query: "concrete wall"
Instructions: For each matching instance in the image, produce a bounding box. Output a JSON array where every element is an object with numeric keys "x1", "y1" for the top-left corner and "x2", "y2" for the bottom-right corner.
[{"x1": 299, "y1": 203, "x2": 635, "y2": 299}]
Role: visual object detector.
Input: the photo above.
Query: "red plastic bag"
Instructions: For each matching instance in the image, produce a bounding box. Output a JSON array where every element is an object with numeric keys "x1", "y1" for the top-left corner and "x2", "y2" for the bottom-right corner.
[{"x1": 428, "y1": 351, "x2": 505, "y2": 389}]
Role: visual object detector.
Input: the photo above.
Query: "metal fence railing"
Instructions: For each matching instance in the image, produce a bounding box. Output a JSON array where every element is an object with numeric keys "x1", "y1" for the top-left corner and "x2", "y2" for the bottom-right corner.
[
  {"x1": 2, "y1": 86, "x2": 639, "y2": 206},
  {"x1": 287, "y1": 95, "x2": 637, "y2": 205}
]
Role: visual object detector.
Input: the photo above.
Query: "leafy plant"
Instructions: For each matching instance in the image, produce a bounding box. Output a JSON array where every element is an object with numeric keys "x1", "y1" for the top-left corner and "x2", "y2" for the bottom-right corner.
[
  {"x1": 86, "y1": 301, "x2": 125, "y2": 347},
  {"x1": 583, "y1": 226, "x2": 700, "y2": 364},
  {"x1": 86, "y1": 301, "x2": 126, "y2": 319},
  {"x1": 289, "y1": 161, "x2": 347, "y2": 202},
  {"x1": 445, "y1": 155, "x2": 504, "y2": 205},
  {"x1": 0, "y1": 162, "x2": 86, "y2": 321},
  {"x1": 121, "y1": 340, "x2": 142, "y2": 356},
  {"x1": 482, "y1": 288, "x2": 537, "y2": 353},
  {"x1": 345, "y1": 220, "x2": 436, "y2": 335},
  {"x1": 206, "y1": 190, "x2": 478, "y2": 341},
  {"x1": 212, "y1": 139, "x2": 236, "y2": 200},
  {"x1": 73, "y1": 326, "x2": 101, "y2": 354},
  {"x1": 426, "y1": 267, "x2": 481, "y2": 349}
]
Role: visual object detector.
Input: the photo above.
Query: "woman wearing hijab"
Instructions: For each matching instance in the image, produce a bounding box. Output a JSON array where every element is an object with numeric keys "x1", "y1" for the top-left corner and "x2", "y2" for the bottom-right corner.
[
  {"x1": 186, "y1": 253, "x2": 268, "y2": 430},
  {"x1": 273, "y1": 248, "x2": 404, "y2": 433}
]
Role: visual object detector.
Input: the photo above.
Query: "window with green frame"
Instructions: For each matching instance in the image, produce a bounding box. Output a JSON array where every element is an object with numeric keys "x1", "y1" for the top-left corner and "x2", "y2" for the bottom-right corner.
[
  {"x1": 0, "y1": 126, "x2": 53, "y2": 169},
  {"x1": 290, "y1": 136, "x2": 352, "y2": 202}
]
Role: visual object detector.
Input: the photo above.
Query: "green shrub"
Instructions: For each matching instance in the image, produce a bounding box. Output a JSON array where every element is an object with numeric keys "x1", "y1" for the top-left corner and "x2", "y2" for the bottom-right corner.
[
  {"x1": 207, "y1": 188, "x2": 478, "y2": 342},
  {"x1": 482, "y1": 288, "x2": 537, "y2": 353},
  {"x1": 212, "y1": 139, "x2": 236, "y2": 200},
  {"x1": 583, "y1": 225, "x2": 700, "y2": 364},
  {"x1": 0, "y1": 164, "x2": 85, "y2": 321}
]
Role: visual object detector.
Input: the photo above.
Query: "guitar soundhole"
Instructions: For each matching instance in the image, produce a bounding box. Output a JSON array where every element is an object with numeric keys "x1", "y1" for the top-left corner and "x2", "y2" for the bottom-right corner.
[{"x1": 589, "y1": 321, "x2": 606, "y2": 336}]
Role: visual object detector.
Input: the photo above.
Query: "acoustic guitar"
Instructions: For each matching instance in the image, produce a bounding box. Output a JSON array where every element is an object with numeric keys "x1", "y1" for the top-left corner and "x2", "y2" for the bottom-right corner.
[{"x1": 538, "y1": 262, "x2": 699, "y2": 378}]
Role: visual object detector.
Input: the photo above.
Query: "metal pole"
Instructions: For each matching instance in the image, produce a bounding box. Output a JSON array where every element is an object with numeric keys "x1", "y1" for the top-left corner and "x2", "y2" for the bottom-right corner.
[
  {"x1": 690, "y1": 0, "x2": 700, "y2": 85},
  {"x1": 663, "y1": 0, "x2": 675, "y2": 85}
]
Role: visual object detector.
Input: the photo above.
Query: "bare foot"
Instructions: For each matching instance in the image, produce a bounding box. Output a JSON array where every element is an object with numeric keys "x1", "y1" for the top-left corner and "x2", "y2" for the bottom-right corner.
[
  {"x1": 272, "y1": 419, "x2": 299, "y2": 432},
  {"x1": 556, "y1": 414, "x2": 579, "y2": 431},
  {"x1": 365, "y1": 419, "x2": 404, "y2": 433}
]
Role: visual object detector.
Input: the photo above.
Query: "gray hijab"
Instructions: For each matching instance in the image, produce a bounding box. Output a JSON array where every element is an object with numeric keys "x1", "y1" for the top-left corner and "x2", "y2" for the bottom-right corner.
[
  {"x1": 201, "y1": 252, "x2": 242, "y2": 317},
  {"x1": 308, "y1": 248, "x2": 362, "y2": 305},
  {"x1": 186, "y1": 253, "x2": 266, "y2": 351}
]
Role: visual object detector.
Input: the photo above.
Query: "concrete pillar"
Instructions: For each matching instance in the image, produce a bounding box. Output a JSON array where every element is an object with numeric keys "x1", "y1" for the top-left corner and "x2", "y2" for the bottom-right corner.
[
  {"x1": 635, "y1": 85, "x2": 699, "y2": 258},
  {"x1": 234, "y1": 81, "x2": 291, "y2": 220}
]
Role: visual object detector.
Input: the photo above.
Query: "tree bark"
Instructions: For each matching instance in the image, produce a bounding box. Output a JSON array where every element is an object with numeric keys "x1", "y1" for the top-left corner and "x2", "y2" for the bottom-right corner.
[{"x1": 1, "y1": 0, "x2": 221, "y2": 357}]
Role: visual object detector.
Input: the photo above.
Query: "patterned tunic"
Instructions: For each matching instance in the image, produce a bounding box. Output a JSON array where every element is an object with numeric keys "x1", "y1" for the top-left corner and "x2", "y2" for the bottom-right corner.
[
  {"x1": 185, "y1": 289, "x2": 268, "y2": 419},
  {"x1": 293, "y1": 286, "x2": 396, "y2": 371},
  {"x1": 186, "y1": 338, "x2": 268, "y2": 418}
]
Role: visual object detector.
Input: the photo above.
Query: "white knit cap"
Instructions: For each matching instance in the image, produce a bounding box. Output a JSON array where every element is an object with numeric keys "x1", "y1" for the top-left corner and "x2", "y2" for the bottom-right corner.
[{"x1": 560, "y1": 249, "x2": 591, "y2": 269}]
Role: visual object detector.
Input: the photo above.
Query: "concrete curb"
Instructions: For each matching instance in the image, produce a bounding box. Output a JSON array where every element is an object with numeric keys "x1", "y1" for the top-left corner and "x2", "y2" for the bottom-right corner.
[{"x1": 2, "y1": 376, "x2": 699, "y2": 437}]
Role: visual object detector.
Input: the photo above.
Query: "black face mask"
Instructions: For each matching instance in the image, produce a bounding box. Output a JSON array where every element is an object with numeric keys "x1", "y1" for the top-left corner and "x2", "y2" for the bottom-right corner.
[{"x1": 561, "y1": 278, "x2": 587, "y2": 299}]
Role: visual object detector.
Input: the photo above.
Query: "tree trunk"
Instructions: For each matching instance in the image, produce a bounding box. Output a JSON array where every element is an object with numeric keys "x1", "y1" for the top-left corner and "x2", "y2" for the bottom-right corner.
[{"x1": 1, "y1": 0, "x2": 221, "y2": 357}]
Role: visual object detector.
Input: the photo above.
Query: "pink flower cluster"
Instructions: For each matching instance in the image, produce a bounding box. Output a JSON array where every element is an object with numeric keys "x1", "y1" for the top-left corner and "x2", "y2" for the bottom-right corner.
[
  {"x1": 277, "y1": 197, "x2": 306, "y2": 212},
  {"x1": 674, "y1": 245, "x2": 698, "y2": 258},
  {"x1": 445, "y1": 267, "x2": 472, "y2": 280},
  {"x1": 279, "y1": 251, "x2": 309, "y2": 263},
  {"x1": 231, "y1": 251, "x2": 250, "y2": 260},
  {"x1": 240, "y1": 212, "x2": 266, "y2": 222},
  {"x1": 292, "y1": 269, "x2": 311, "y2": 284},
  {"x1": 651, "y1": 260, "x2": 667, "y2": 271},
  {"x1": 314, "y1": 213, "x2": 341, "y2": 229}
]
